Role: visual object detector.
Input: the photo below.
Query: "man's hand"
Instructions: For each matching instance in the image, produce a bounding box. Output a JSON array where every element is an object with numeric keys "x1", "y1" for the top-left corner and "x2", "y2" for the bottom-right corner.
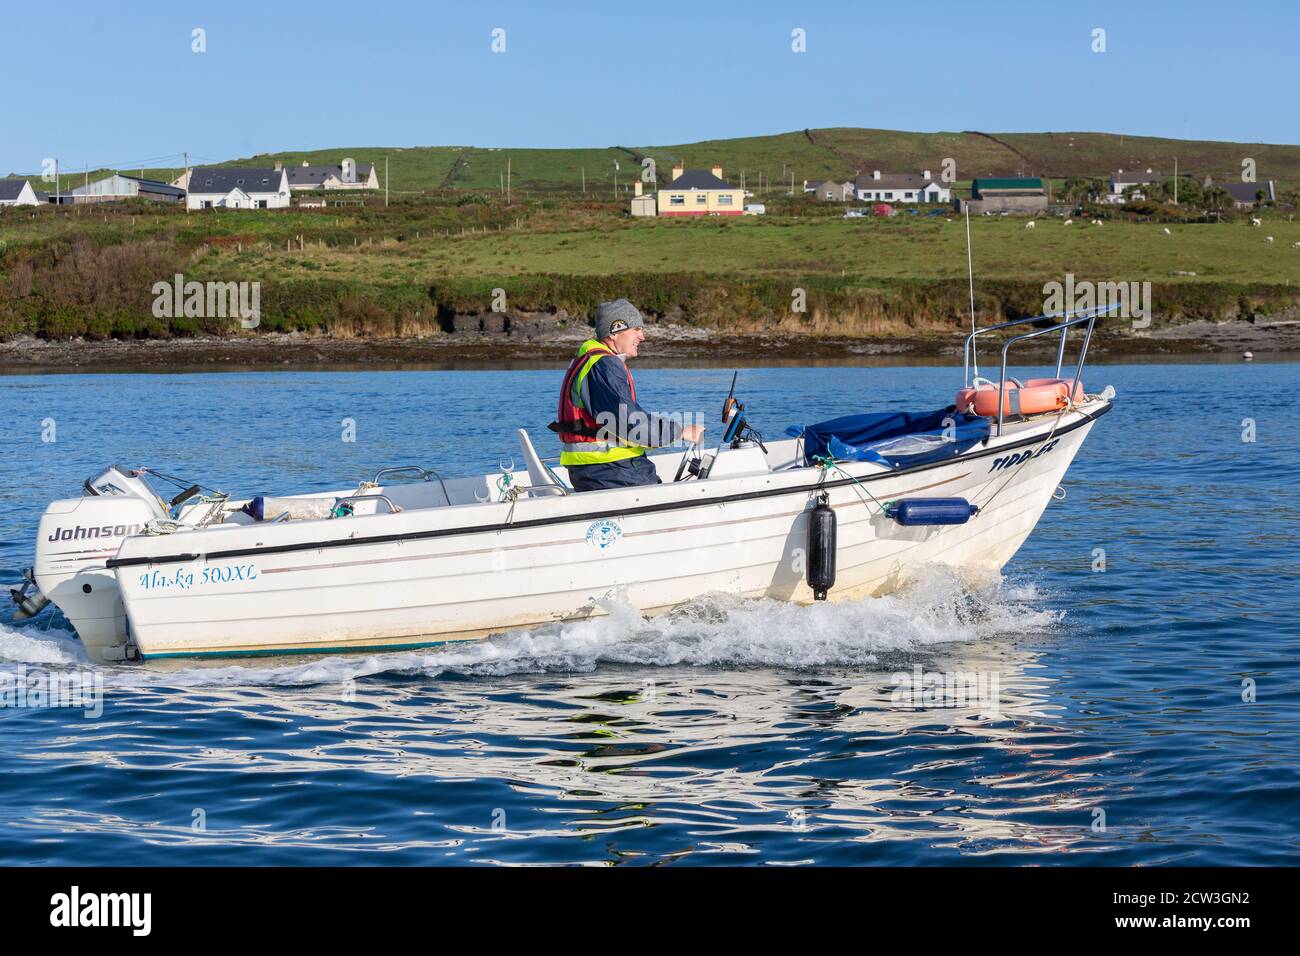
[{"x1": 681, "y1": 423, "x2": 706, "y2": 445}]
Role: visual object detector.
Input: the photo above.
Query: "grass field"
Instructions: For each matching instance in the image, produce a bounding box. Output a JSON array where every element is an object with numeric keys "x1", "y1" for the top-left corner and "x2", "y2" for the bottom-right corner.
[{"x1": 2, "y1": 183, "x2": 1298, "y2": 343}]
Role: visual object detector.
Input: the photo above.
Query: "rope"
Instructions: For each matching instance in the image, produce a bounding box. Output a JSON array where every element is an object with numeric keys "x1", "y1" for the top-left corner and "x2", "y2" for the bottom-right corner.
[{"x1": 812, "y1": 454, "x2": 890, "y2": 515}]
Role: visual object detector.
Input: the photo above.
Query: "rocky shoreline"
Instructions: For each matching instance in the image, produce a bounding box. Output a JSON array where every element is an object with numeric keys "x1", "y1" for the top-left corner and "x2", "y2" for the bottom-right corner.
[{"x1": 3, "y1": 319, "x2": 1298, "y2": 373}]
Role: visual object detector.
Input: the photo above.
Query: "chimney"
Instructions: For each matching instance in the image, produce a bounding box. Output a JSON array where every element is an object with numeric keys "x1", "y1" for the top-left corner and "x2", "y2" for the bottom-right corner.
[
  {"x1": 274, "y1": 161, "x2": 282, "y2": 171},
  {"x1": 671, "y1": 162, "x2": 683, "y2": 181},
  {"x1": 873, "y1": 170, "x2": 881, "y2": 180},
  {"x1": 922, "y1": 169, "x2": 931, "y2": 180},
  {"x1": 711, "y1": 163, "x2": 722, "y2": 180},
  {"x1": 302, "y1": 160, "x2": 310, "y2": 167},
  {"x1": 634, "y1": 180, "x2": 642, "y2": 197}
]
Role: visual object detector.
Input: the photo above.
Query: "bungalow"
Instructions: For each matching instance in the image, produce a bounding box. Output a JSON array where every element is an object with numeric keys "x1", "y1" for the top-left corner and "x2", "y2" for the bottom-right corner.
[
  {"x1": 0, "y1": 178, "x2": 40, "y2": 206},
  {"x1": 1107, "y1": 167, "x2": 1160, "y2": 203},
  {"x1": 656, "y1": 163, "x2": 744, "y2": 216},
  {"x1": 958, "y1": 178, "x2": 1048, "y2": 216},
  {"x1": 67, "y1": 173, "x2": 185, "y2": 204},
  {"x1": 285, "y1": 158, "x2": 378, "y2": 191},
  {"x1": 854, "y1": 170, "x2": 950, "y2": 204},
  {"x1": 812, "y1": 180, "x2": 855, "y2": 202},
  {"x1": 184, "y1": 167, "x2": 291, "y2": 210},
  {"x1": 1205, "y1": 177, "x2": 1278, "y2": 209}
]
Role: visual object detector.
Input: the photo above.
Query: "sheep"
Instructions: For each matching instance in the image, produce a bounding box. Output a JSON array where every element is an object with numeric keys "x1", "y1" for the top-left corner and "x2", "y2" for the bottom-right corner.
[
  {"x1": 1251, "y1": 217, "x2": 1262, "y2": 226},
  {"x1": 1265, "y1": 235, "x2": 1274, "y2": 243},
  {"x1": 1091, "y1": 219, "x2": 1103, "y2": 226},
  {"x1": 1163, "y1": 227, "x2": 1171, "y2": 235},
  {"x1": 1025, "y1": 220, "x2": 1036, "y2": 230},
  {"x1": 1293, "y1": 241, "x2": 1300, "y2": 248},
  {"x1": 1063, "y1": 219, "x2": 1073, "y2": 225}
]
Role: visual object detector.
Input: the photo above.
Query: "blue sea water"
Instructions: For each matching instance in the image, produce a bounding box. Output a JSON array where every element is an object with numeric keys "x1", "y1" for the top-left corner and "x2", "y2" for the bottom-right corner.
[{"x1": 1, "y1": 361, "x2": 1297, "y2": 866}]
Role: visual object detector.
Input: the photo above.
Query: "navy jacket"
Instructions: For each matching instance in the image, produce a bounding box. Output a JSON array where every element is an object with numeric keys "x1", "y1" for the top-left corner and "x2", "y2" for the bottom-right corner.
[{"x1": 582, "y1": 353, "x2": 683, "y2": 448}]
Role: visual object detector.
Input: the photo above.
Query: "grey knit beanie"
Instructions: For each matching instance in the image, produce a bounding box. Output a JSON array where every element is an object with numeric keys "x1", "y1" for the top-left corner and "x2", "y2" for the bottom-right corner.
[{"x1": 595, "y1": 299, "x2": 645, "y2": 340}]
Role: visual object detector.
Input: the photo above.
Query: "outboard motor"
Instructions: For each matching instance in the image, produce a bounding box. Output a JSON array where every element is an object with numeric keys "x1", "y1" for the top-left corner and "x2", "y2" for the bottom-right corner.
[
  {"x1": 83, "y1": 466, "x2": 169, "y2": 517},
  {"x1": 17, "y1": 466, "x2": 167, "y2": 662},
  {"x1": 807, "y1": 492, "x2": 837, "y2": 601}
]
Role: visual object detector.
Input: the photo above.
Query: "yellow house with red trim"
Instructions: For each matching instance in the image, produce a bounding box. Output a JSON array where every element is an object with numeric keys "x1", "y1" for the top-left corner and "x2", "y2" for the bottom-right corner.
[{"x1": 657, "y1": 163, "x2": 744, "y2": 216}]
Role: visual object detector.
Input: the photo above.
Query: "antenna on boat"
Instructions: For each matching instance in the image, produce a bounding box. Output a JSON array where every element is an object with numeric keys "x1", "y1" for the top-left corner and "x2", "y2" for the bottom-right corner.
[{"x1": 965, "y1": 203, "x2": 979, "y2": 379}]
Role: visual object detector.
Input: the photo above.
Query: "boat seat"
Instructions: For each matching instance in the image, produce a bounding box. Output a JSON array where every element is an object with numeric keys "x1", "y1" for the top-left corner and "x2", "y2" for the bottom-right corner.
[{"x1": 517, "y1": 429, "x2": 568, "y2": 496}]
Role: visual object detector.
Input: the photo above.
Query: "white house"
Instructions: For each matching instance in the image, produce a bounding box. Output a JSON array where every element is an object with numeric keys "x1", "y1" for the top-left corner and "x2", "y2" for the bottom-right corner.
[
  {"x1": 1107, "y1": 168, "x2": 1160, "y2": 203},
  {"x1": 285, "y1": 158, "x2": 378, "y2": 191},
  {"x1": 184, "y1": 167, "x2": 291, "y2": 210},
  {"x1": 854, "y1": 170, "x2": 950, "y2": 204},
  {"x1": 0, "y1": 178, "x2": 40, "y2": 207}
]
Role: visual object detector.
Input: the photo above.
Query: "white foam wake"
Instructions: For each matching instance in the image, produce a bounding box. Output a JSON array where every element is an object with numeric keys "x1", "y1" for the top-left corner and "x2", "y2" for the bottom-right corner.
[{"x1": 1, "y1": 567, "x2": 1060, "y2": 689}]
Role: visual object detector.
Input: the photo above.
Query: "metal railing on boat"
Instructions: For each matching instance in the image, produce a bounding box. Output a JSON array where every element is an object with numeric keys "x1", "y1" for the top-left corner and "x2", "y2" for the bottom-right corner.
[{"x1": 962, "y1": 303, "x2": 1120, "y2": 436}]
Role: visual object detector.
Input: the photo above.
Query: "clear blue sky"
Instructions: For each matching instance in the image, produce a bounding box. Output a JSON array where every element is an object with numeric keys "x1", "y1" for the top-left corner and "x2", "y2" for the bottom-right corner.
[{"x1": 2, "y1": 0, "x2": 1295, "y2": 174}]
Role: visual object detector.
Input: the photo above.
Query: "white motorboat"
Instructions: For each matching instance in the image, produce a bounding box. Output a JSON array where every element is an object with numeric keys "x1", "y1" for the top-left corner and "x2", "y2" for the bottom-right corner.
[{"x1": 10, "y1": 308, "x2": 1114, "y2": 663}]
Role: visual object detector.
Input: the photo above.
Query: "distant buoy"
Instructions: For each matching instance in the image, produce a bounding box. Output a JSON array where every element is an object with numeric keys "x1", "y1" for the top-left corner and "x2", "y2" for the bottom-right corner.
[{"x1": 1243, "y1": 351, "x2": 1254, "y2": 361}]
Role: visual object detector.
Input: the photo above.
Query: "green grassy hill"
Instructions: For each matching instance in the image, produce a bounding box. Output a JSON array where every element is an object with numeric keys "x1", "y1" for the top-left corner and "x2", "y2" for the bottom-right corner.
[
  {"x1": 228, "y1": 128, "x2": 1300, "y2": 194},
  {"x1": 13, "y1": 128, "x2": 1293, "y2": 197}
]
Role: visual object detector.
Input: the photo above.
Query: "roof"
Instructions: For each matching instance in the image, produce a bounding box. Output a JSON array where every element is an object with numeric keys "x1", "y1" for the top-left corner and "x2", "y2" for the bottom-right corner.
[
  {"x1": 854, "y1": 173, "x2": 938, "y2": 191},
  {"x1": 664, "y1": 169, "x2": 733, "y2": 190},
  {"x1": 286, "y1": 162, "x2": 374, "y2": 187},
  {"x1": 972, "y1": 177, "x2": 1044, "y2": 196},
  {"x1": 1111, "y1": 169, "x2": 1160, "y2": 184},
  {"x1": 187, "y1": 167, "x2": 285, "y2": 195},
  {"x1": 121, "y1": 175, "x2": 186, "y2": 198},
  {"x1": 1220, "y1": 181, "x2": 1274, "y2": 202},
  {"x1": 0, "y1": 178, "x2": 32, "y2": 201}
]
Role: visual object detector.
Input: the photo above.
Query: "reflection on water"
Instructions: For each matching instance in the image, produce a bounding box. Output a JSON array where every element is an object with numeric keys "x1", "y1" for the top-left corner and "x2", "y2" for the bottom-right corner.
[{"x1": 5, "y1": 568, "x2": 1286, "y2": 866}]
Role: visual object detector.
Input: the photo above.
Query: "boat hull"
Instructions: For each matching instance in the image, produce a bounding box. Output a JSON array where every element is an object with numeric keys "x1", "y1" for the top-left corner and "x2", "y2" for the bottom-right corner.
[{"x1": 109, "y1": 408, "x2": 1104, "y2": 660}]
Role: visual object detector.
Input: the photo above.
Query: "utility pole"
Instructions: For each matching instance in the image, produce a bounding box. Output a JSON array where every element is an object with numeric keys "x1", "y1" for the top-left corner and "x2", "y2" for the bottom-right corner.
[
  {"x1": 506, "y1": 157, "x2": 511, "y2": 203},
  {"x1": 54, "y1": 158, "x2": 59, "y2": 205},
  {"x1": 385, "y1": 156, "x2": 389, "y2": 206},
  {"x1": 1173, "y1": 156, "x2": 1179, "y2": 205},
  {"x1": 581, "y1": 166, "x2": 585, "y2": 193}
]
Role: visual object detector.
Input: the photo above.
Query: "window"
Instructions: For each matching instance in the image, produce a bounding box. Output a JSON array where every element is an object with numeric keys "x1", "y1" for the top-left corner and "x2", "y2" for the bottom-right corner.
[
  {"x1": 696, "y1": 194, "x2": 707, "y2": 203},
  {"x1": 904, "y1": 192, "x2": 913, "y2": 199},
  {"x1": 669, "y1": 195, "x2": 685, "y2": 206},
  {"x1": 718, "y1": 194, "x2": 733, "y2": 205},
  {"x1": 884, "y1": 192, "x2": 894, "y2": 199},
  {"x1": 257, "y1": 200, "x2": 268, "y2": 209}
]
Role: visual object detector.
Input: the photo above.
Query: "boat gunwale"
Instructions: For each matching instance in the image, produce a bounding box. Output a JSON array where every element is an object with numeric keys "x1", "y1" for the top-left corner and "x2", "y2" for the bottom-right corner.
[{"x1": 106, "y1": 402, "x2": 1110, "y2": 570}]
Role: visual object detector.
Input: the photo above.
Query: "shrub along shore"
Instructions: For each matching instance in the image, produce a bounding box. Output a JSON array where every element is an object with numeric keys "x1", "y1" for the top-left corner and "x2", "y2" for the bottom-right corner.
[{"x1": 2, "y1": 196, "x2": 1298, "y2": 364}]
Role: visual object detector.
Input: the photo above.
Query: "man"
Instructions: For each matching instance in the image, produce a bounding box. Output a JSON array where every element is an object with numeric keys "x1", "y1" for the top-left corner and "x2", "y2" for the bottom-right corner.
[{"x1": 551, "y1": 299, "x2": 705, "y2": 492}]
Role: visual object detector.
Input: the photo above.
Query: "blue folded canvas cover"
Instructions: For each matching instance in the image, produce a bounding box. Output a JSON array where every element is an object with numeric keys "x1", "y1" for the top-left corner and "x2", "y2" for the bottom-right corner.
[{"x1": 786, "y1": 408, "x2": 989, "y2": 468}]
